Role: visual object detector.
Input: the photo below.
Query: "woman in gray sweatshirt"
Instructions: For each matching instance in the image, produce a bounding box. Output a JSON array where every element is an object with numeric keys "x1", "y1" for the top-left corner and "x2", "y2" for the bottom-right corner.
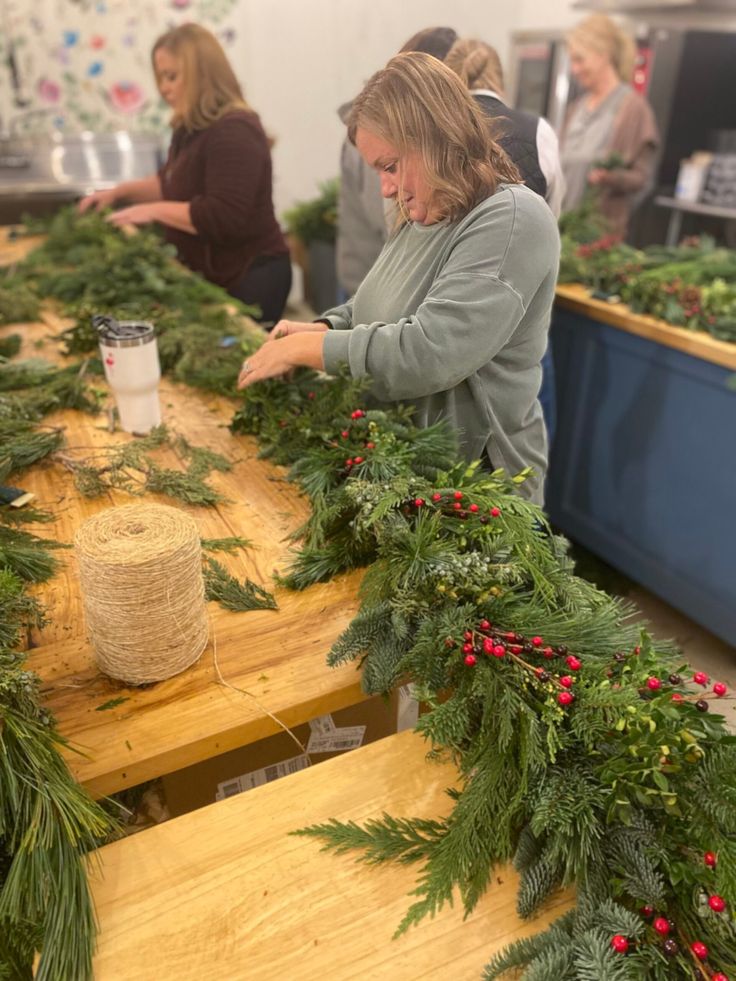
[{"x1": 237, "y1": 53, "x2": 560, "y2": 505}]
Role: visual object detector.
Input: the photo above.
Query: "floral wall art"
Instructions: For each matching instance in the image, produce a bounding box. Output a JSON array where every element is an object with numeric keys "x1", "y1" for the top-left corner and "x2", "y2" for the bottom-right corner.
[{"x1": 0, "y1": 0, "x2": 240, "y2": 136}]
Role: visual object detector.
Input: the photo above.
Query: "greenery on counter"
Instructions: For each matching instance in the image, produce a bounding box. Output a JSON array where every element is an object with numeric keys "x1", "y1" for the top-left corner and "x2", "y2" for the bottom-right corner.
[
  {"x1": 559, "y1": 203, "x2": 736, "y2": 343},
  {"x1": 2, "y1": 207, "x2": 735, "y2": 981}
]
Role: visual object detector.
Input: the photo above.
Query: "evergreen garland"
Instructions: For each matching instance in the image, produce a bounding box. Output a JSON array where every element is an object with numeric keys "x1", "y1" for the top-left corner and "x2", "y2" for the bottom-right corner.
[{"x1": 238, "y1": 374, "x2": 735, "y2": 976}]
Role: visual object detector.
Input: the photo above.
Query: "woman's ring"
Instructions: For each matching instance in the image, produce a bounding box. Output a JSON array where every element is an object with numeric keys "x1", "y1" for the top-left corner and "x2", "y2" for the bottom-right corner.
[{"x1": 241, "y1": 360, "x2": 252, "y2": 374}]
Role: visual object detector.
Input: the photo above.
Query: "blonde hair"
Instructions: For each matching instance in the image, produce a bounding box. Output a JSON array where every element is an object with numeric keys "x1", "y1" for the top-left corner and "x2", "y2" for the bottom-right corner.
[
  {"x1": 348, "y1": 52, "x2": 520, "y2": 224},
  {"x1": 445, "y1": 38, "x2": 505, "y2": 99},
  {"x1": 152, "y1": 23, "x2": 251, "y2": 131},
  {"x1": 568, "y1": 14, "x2": 636, "y2": 83}
]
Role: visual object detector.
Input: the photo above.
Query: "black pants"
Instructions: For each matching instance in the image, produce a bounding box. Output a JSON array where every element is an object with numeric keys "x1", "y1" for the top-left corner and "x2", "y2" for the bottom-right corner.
[{"x1": 229, "y1": 253, "x2": 292, "y2": 326}]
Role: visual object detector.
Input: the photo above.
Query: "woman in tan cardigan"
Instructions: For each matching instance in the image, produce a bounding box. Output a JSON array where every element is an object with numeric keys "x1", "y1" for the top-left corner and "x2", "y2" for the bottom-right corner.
[{"x1": 560, "y1": 14, "x2": 659, "y2": 238}]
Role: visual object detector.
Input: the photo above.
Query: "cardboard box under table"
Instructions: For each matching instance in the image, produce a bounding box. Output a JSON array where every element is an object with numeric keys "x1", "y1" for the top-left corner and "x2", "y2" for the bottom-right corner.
[{"x1": 162, "y1": 691, "x2": 414, "y2": 816}]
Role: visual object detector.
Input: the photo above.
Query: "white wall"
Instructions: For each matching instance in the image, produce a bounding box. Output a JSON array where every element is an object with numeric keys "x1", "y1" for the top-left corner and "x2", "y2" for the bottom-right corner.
[
  {"x1": 237, "y1": 0, "x2": 522, "y2": 213},
  {"x1": 517, "y1": 0, "x2": 578, "y2": 33}
]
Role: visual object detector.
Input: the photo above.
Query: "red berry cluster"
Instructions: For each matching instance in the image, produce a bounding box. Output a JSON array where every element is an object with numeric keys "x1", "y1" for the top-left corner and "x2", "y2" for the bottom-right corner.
[
  {"x1": 626, "y1": 901, "x2": 728, "y2": 970},
  {"x1": 340, "y1": 410, "x2": 378, "y2": 471},
  {"x1": 414, "y1": 490, "x2": 502, "y2": 524},
  {"x1": 455, "y1": 623, "x2": 580, "y2": 706},
  {"x1": 615, "y1": 657, "x2": 729, "y2": 711}
]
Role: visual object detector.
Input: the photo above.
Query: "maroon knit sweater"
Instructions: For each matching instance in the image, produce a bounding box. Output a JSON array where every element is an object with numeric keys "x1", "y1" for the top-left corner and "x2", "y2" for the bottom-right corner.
[{"x1": 159, "y1": 110, "x2": 288, "y2": 290}]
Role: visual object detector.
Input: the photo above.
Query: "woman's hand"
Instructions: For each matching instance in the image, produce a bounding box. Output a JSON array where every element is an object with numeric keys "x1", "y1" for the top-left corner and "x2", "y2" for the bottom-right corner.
[
  {"x1": 107, "y1": 203, "x2": 160, "y2": 227},
  {"x1": 78, "y1": 188, "x2": 118, "y2": 213},
  {"x1": 587, "y1": 168, "x2": 611, "y2": 187},
  {"x1": 266, "y1": 319, "x2": 329, "y2": 342},
  {"x1": 237, "y1": 333, "x2": 325, "y2": 389}
]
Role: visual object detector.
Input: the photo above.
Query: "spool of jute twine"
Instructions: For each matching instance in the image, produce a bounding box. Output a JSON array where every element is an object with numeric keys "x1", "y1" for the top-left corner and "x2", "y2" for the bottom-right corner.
[{"x1": 75, "y1": 503, "x2": 208, "y2": 685}]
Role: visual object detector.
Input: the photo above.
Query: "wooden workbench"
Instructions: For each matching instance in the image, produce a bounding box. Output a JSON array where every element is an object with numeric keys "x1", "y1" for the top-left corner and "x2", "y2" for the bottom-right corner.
[
  {"x1": 90, "y1": 729, "x2": 574, "y2": 980},
  {"x1": 2, "y1": 315, "x2": 366, "y2": 799}
]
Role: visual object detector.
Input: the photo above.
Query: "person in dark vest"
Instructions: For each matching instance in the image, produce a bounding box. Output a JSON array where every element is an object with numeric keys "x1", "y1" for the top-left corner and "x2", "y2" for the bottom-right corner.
[
  {"x1": 445, "y1": 38, "x2": 564, "y2": 217},
  {"x1": 446, "y1": 37, "x2": 564, "y2": 450}
]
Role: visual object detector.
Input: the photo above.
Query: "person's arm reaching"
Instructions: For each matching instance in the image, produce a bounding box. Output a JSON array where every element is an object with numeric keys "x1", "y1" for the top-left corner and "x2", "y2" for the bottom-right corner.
[{"x1": 78, "y1": 176, "x2": 163, "y2": 213}]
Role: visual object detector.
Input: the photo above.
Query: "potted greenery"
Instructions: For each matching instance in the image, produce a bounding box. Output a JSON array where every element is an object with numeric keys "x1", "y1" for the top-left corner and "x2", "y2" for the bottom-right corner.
[{"x1": 283, "y1": 178, "x2": 339, "y2": 314}]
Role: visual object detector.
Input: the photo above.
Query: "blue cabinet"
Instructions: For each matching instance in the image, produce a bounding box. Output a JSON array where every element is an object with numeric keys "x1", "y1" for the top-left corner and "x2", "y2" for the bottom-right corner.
[{"x1": 547, "y1": 306, "x2": 736, "y2": 645}]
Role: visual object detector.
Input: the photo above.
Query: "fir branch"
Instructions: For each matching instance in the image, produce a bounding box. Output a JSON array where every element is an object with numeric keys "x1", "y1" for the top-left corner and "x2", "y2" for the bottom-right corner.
[
  {"x1": 517, "y1": 850, "x2": 562, "y2": 920},
  {"x1": 482, "y1": 913, "x2": 576, "y2": 979},
  {"x1": 326, "y1": 601, "x2": 393, "y2": 668},
  {"x1": 293, "y1": 813, "x2": 446, "y2": 866},
  {"x1": 203, "y1": 558, "x2": 277, "y2": 612}
]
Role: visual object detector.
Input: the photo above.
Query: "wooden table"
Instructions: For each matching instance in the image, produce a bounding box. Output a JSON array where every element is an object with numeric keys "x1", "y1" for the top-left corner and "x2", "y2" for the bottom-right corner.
[
  {"x1": 2, "y1": 314, "x2": 366, "y2": 799},
  {"x1": 90, "y1": 729, "x2": 574, "y2": 980}
]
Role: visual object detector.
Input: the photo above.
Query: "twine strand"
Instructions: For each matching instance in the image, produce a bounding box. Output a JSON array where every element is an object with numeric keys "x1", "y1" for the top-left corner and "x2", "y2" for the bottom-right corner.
[{"x1": 211, "y1": 630, "x2": 311, "y2": 762}]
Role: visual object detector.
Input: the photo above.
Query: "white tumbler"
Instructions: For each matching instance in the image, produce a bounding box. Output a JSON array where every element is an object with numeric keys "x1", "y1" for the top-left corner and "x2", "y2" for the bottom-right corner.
[{"x1": 96, "y1": 318, "x2": 162, "y2": 434}]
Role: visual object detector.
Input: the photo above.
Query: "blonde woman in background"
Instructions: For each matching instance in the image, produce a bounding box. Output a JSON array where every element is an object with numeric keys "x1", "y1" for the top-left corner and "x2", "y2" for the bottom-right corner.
[
  {"x1": 238, "y1": 54, "x2": 560, "y2": 505},
  {"x1": 79, "y1": 24, "x2": 290, "y2": 323},
  {"x1": 445, "y1": 38, "x2": 565, "y2": 217},
  {"x1": 560, "y1": 13, "x2": 659, "y2": 238}
]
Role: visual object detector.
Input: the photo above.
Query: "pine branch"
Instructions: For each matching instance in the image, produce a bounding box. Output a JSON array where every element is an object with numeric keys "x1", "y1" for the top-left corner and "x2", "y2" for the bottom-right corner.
[
  {"x1": 0, "y1": 429, "x2": 63, "y2": 482},
  {"x1": 0, "y1": 526, "x2": 68, "y2": 583}
]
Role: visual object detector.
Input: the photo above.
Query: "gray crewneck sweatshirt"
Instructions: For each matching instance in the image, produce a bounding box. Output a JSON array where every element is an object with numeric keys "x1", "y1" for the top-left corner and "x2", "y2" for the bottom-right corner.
[{"x1": 321, "y1": 183, "x2": 560, "y2": 504}]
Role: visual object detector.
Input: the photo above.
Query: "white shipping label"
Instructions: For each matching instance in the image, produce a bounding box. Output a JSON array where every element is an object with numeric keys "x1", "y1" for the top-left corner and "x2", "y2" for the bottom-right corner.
[
  {"x1": 309, "y1": 714, "x2": 336, "y2": 735},
  {"x1": 215, "y1": 753, "x2": 310, "y2": 801},
  {"x1": 307, "y1": 725, "x2": 366, "y2": 754}
]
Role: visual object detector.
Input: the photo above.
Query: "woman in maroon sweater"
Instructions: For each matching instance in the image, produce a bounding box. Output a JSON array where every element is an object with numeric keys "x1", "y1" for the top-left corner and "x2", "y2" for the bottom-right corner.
[{"x1": 79, "y1": 24, "x2": 291, "y2": 324}]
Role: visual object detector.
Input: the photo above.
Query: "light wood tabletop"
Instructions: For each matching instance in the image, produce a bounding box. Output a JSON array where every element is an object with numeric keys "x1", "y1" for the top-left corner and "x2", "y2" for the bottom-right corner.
[
  {"x1": 90, "y1": 729, "x2": 574, "y2": 980},
  {"x1": 555, "y1": 282, "x2": 736, "y2": 371},
  {"x1": 2, "y1": 316, "x2": 366, "y2": 799}
]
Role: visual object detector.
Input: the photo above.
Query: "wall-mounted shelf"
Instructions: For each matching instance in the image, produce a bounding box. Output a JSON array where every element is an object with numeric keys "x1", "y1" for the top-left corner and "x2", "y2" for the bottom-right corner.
[{"x1": 655, "y1": 194, "x2": 736, "y2": 244}]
